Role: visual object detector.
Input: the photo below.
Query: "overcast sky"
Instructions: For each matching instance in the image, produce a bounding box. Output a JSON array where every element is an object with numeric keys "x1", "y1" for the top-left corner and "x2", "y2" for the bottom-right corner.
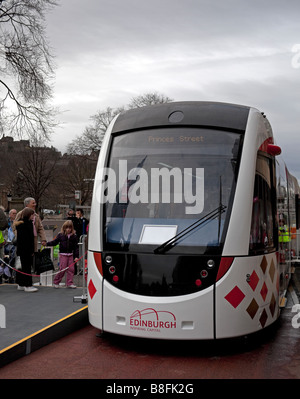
[{"x1": 46, "y1": 0, "x2": 300, "y2": 180}]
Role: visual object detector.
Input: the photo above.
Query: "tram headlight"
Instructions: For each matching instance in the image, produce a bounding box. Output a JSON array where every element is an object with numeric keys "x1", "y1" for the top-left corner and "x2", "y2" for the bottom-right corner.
[
  {"x1": 105, "y1": 255, "x2": 113, "y2": 264},
  {"x1": 207, "y1": 259, "x2": 215, "y2": 268}
]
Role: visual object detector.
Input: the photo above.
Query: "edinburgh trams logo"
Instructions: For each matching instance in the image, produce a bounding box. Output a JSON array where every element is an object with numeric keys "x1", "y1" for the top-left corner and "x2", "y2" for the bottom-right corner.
[{"x1": 130, "y1": 308, "x2": 177, "y2": 332}]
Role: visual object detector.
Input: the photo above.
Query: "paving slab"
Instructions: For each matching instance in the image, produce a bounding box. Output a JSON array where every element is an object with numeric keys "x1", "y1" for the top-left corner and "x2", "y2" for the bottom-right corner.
[{"x1": 0, "y1": 284, "x2": 88, "y2": 367}]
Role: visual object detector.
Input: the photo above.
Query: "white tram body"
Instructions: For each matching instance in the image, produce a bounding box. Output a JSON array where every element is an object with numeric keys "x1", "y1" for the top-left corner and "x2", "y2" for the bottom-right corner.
[{"x1": 87, "y1": 102, "x2": 299, "y2": 339}]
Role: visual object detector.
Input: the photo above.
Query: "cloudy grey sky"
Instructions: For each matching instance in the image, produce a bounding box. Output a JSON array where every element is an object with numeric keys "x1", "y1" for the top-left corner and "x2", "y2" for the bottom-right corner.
[{"x1": 46, "y1": 0, "x2": 300, "y2": 180}]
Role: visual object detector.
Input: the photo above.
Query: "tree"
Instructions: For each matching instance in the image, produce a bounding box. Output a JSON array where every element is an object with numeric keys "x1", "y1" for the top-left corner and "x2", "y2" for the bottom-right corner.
[
  {"x1": 17, "y1": 145, "x2": 59, "y2": 211},
  {"x1": 0, "y1": 0, "x2": 58, "y2": 141},
  {"x1": 128, "y1": 92, "x2": 173, "y2": 109},
  {"x1": 67, "y1": 92, "x2": 173, "y2": 156},
  {"x1": 67, "y1": 107, "x2": 125, "y2": 156},
  {"x1": 63, "y1": 155, "x2": 96, "y2": 206}
]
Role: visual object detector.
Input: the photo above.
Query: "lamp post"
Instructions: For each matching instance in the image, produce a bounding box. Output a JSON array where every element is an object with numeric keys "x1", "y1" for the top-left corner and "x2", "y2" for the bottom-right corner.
[{"x1": 7, "y1": 193, "x2": 12, "y2": 212}]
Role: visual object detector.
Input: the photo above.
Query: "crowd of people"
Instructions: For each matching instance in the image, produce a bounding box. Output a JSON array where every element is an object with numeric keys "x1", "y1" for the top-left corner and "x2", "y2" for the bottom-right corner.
[{"x1": 0, "y1": 198, "x2": 89, "y2": 293}]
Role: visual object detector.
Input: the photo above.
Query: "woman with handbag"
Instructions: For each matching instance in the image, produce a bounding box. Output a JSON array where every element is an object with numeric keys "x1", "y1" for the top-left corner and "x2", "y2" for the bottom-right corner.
[{"x1": 14, "y1": 207, "x2": 38, "y2": 292}]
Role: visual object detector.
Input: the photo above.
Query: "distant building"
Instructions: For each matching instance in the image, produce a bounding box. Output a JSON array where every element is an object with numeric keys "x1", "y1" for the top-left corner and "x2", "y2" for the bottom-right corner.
[
  {"x1": 0, "y1": 135, "x2": 30, "y2": 152},
  {"x1": 0, "y1": 135, "x2": 94, "y2": 211}
]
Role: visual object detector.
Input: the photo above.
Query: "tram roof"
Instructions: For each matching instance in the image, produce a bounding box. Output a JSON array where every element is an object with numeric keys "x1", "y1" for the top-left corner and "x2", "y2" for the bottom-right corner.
[{"x1": 112, "y1": 101, "x2": 251, "y2": 135}]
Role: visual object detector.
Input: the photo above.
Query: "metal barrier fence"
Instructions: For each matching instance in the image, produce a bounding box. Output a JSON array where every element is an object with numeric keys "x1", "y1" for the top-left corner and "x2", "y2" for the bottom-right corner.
[{"x1": 73, "y1": 234, "x2": 88, "y2": 303}]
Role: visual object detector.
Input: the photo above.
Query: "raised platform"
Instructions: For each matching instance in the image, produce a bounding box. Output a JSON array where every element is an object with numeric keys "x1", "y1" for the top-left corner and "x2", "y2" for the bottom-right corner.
[{"x1": 0, "y1": 284, "x2": 88, "y2": 367}]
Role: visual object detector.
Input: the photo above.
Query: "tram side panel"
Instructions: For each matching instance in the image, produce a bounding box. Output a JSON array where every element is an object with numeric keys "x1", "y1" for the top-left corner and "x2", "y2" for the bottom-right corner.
[
  {"x1": 88, "y1": 251, "x2": 103, "y2": 330},
  {"x1": 215, "y1": 254, "x2": 279, "y2": 339},
  {"x1": 87, "y1": 117, "x2": 116, "y2": 331},
  {"x1": 215, "y1": 107, "x2": 281, "y2": 338}
]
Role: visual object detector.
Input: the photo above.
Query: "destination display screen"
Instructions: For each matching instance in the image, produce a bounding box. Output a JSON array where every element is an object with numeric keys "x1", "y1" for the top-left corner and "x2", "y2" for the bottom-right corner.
[{"x1": 112, "y1": 127, "x2": 236, "y2": 154}]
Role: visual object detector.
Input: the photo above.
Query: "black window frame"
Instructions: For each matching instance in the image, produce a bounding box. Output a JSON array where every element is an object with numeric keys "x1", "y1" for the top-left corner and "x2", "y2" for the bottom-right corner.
[{"x1": 249, "y1": 151, "x2": 277, "y2": 255}]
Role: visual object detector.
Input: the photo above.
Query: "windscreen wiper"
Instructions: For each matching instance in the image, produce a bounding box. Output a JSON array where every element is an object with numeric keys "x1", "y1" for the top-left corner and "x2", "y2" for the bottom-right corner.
[{"x1": 153, "y1": 205, "x2": 227, "y2": 254}]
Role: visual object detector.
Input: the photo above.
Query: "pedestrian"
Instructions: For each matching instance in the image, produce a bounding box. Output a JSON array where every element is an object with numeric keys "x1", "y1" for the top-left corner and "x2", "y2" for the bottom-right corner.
[
  {"x1": 14, "y1": 197, "x2": 47, "y2": 251},
  {"x1": 7, "y1": 208, "x2": 17, "y2": 244},
  {"x1": 67, "y1": 208, "x2": 81, "y2": 238},
  {"x1": 14, "y1": 207, "x2": 38, "y2": 292},
  {"x1": 46, "y1": 220, "x2": 79, "y2": 288},
  {"x1": 8, "y1": 209, "x2": 17, "y2": 228},
  {"x1": 0, "y1": 206, "x2": 8, "y2": 262},
  {"x1": 76, "y1": 208, "x2": 89, "y2": 236},
  {"x1": 2, "y1": 209, "x2": 17, "y2": 283},
  {"x1": 0, "y1": 206, "x2": 8, "y2": 231}
]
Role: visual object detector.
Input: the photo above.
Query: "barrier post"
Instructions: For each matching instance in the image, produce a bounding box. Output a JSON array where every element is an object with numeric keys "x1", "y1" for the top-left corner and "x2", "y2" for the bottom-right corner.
[{"x1": 73, "y1": 234, "x2": 87, "y2": 303}]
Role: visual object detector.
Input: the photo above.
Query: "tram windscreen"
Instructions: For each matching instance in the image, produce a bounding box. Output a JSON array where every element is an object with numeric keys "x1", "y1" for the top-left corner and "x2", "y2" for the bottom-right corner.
[{"x1": 103, "y1": 128, "x2": 242, "y2": 253}]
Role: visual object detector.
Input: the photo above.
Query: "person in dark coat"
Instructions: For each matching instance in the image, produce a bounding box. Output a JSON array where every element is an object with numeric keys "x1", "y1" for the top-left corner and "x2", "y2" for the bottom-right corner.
[
  {"x1": 75, "y1": 208, "x2": 89, "y2": 236},
  {"x1": 14, "y1": 207, "x2": 38, "y2": 292}
]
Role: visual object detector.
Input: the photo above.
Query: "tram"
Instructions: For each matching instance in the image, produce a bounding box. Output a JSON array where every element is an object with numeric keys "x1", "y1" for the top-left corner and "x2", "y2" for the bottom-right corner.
[{"x1": 87, "y1": 101, "x2": 299, "y2": 339}]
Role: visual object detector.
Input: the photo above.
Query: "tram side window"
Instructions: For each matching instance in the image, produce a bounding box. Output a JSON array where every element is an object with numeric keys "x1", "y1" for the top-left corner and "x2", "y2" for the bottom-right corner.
[{"x1": 249, "y1": 155, "x2": 276, "y2": 254}]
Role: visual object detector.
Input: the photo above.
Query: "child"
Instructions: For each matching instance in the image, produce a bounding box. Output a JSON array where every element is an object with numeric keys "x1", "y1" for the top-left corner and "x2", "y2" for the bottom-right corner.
[{"x1": 47, "y1": 220, "x2": 79, "y2": 288}]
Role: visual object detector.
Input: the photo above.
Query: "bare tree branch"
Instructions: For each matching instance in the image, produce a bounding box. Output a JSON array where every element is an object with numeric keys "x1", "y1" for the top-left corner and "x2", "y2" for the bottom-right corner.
[
  {"x1": 67, "y1": 93, "x2": 173, "y2": 156},
  {"x1": 128, "y1": 92, "x2": 173, "y2": 108},
  {"x1": 0, "y1": 0, "x2": 58, "y2": 141},
  {"x1": 67, "y1": 107, "x2": 125, "y2": 157},
  {"x1": 17, "y1": 145, "x2": 58, "y2": 210}
]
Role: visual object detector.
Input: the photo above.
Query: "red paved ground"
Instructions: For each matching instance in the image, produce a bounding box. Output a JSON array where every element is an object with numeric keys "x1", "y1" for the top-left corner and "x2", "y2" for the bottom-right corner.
[{"x1": 1, "y1": 308, "x2": 299, "y2": 379}]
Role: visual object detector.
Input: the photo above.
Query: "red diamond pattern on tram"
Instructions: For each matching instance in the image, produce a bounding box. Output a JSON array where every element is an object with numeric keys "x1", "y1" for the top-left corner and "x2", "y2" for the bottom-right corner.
[
  {"x1": 260, "y1": 282, "x2": 268, "y2": 301},
  {"x1": 247, "y1": 270, "x2": 259, "y2": 291},
  {"x1": 269, "y1": 293, "x2": 276, "y2": 317},
  {"x1": 246, "y1": 298, "x2": 259, "y2": 319},
  {"x1": 225, "y1": 286, "x2": 245, "y2": 308},
  {"x1": 259, "y1": 309, "x2": 268, "y2": 328},
  {"x1": 260, "y1": 256, "x2": 268, "y2": 274},
  {"x1": 269, "y1": 259, "x2": 275, "y2": 282},
  {"x1": 88, "y1": 279, "x2": 97, "y2": 299}
]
